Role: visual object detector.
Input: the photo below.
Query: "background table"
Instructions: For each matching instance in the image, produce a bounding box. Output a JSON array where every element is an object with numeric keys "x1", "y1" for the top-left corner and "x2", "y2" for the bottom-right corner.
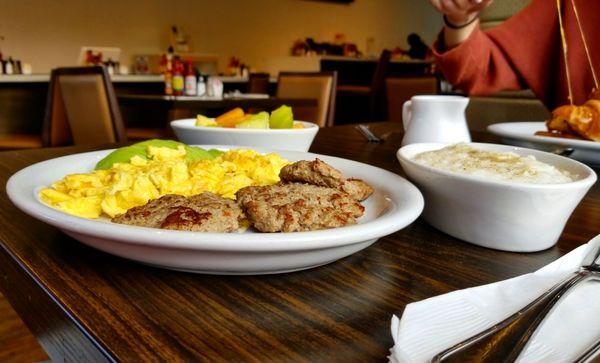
[
  {"x1": 118, "y1": 94, "x2": 317, "y2": 110},
  {"x1": 0, "y1": 122, "x2": 598, "y2": 361},
  {"x1": 118, "y1": 94, "x2": 318, "y2": 122}
]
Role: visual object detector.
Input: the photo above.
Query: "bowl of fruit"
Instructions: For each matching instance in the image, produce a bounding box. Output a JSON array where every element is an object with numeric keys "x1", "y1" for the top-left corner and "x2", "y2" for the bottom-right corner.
[{"x1": 170, "y1": 105, "x2": 319, "y2": 151}]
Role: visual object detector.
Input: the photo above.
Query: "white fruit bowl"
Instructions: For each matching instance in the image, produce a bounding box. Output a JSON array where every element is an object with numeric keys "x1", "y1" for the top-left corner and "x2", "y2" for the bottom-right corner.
[{"x1": 171, "y1": 119, "x2": 319, "y2": 152}]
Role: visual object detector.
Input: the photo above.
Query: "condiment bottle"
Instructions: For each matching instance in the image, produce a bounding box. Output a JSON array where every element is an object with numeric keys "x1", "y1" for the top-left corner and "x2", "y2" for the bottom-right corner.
[
  {"x1": 212, "y1": 78, "x2": 224, "y2": 98},
  {"x1": 172, "y1": 59, "x2": 184, "y2": 96},
  {"x1": 164, "y1": 52, "x2": 173, "y2": 95},
  {"x1": 206, "y1": 77, "x2": 214, "y2": 97},
  {"x1": 106, "y1": 59, "x2": 114, "y2": 75},
  {"x1": 5, "y1": 57, "x2": 13, "y2": 75},
  {"x1": 197, "y1": 74, "x2": 206, "y2": 96},
  {"x1": 184, "y1": 60, "x2": 197, "y2": 96}
]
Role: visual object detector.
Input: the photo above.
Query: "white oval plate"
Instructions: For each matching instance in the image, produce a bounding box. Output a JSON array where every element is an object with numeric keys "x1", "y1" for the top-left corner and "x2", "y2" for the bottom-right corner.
[
  {"x1": 487, "y1": 122, "x2": 600, "y2": 166},
  {"x1": 6, "y1": 147, "x2": 424, "y2": 275}
]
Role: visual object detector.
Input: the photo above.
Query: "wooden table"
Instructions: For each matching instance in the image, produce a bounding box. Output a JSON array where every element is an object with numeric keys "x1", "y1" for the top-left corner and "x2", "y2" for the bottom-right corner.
[{"x1": 0, "y1": 122, "x2": 598, "y2": 361}]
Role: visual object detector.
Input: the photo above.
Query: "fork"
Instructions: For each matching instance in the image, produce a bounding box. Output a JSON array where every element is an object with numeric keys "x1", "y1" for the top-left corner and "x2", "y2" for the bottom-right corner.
[
  {"x1": 431, "y1": 246, "x2": 600, "y2": 362},
  {"x1": 355, "y1": 124, "x2": 383, "y2": 143}
]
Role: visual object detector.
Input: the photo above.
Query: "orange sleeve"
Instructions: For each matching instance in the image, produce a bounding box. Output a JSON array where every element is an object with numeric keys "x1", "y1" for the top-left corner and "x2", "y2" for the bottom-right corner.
[
  {"x1": 431, "y1": 0, "x2": 561, "y2": 107},
  {"x1": 432, "y1": 26, "x2": 524, "y2": 95}
]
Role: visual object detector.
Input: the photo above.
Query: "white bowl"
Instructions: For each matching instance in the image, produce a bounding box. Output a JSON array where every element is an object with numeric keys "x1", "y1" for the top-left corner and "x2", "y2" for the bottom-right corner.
[
  {"x1": 397, "y1": 142, "x2": 597, "y2": 252},
  {"x1": 171, "y1": 119, "x2": 319, "y2": 152}
]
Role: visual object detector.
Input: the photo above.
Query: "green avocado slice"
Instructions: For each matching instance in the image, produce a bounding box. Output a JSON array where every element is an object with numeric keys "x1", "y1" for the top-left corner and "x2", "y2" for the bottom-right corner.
[{"x1": 94, "y1": 139, "x2": 224, "y2": 170}]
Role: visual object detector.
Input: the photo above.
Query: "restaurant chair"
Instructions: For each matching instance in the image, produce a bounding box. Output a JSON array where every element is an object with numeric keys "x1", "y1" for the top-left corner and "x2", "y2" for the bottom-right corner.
[
  {"x1": 43, "y1": 66, "x2": 128, "y2": 146},
  {"x1": 336, "y1": 49, "x2": 392, "y2": 120},
  {"x1": 276, "y1": 71, "x2": 337, "y2": 127},
  {"x1": 247, "y1": 72, "x2": 271, "y2": 94},
  {"x1": 385, "y1": 76, "x2": 439, "y2": 123},
  {"x1": 479, "y1": 0, "x2": 530, "y2": 30},
  {"x1": 466, "y1": 91, "x2": 550, "y2": 132}
]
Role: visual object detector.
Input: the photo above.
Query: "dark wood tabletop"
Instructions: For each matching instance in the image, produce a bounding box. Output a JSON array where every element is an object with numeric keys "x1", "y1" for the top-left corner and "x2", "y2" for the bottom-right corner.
[
  {"x1": 0, "y1": 122, "x2": 598, "y2": 362},
  {"x1": 117, "y1": 94, "x2": 317, "y2": 110}
]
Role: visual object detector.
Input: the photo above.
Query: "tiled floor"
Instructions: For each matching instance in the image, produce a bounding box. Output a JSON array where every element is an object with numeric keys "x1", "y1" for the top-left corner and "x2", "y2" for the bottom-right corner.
[{"x1": 0, "y1": 292, "x2": 48, "y2": 363}]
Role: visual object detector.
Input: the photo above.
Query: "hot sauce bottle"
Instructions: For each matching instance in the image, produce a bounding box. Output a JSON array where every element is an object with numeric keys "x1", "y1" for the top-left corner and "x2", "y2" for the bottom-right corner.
[
  {"x1": 164, "y1": 50, "x2": 173, "y2": 96},
  {"x1": 172, "y1": 59, "x2": 185, "y2": 96},
  {"x1": 184, "y1": 60, "x2": 197, "y2": 96}
]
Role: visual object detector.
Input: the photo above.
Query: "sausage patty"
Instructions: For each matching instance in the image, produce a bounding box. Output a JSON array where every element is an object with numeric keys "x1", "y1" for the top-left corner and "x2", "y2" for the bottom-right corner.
[
  {"x1": 112, "y1": 192, "x2": 243, "y2": 232},
  {"x1": 279, "y1": 159, "x2": 374, "y2": 201},
  {"x1": 236, "y1": 183, "x2": 364, "y2": 232}
]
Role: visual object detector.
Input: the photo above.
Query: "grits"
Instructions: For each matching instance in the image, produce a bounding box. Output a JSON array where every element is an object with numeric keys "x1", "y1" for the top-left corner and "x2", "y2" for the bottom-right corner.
[
  {"x1": 413, "y1": 143, "x2": 575, "y2": 184},
  {"x1": 39, "y1": 146, "x2": 289, "y2": 219}
]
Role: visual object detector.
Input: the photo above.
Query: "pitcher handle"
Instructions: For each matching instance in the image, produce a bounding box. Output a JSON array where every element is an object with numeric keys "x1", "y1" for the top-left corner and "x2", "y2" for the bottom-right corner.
[{"x1": 402, "y1": 100, "x2": 412, "y2": 131}]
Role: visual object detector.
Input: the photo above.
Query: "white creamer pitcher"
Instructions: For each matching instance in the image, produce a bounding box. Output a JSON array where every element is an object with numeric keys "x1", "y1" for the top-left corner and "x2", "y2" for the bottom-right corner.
[{"x1": 401, "y1": 95, "x2": 471, "y2": 146}]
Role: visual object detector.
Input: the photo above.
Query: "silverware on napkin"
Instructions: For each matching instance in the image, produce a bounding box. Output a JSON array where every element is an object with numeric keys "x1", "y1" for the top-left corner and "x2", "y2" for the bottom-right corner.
[
  {"x1": 355, "y1": 124, "x2": 383, "y2": 143},
  {"x1": 431, "y1": 243, "x2": 600, "y2": 362}
]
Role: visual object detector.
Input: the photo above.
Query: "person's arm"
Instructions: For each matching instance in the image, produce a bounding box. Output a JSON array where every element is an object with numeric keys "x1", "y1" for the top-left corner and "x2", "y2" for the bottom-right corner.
[
  {"x1": 443, "y1": 17, "x2": 480, "y2": 48},
  {"x1": 433, "y1": 27, "x2": 524, "y2": 95},
  {"x1": 429, "y1": 0, "x2": 492, "y2": 48},
  {"x1": 428, "y1": 0, "x2": 524, "y2": 95}
]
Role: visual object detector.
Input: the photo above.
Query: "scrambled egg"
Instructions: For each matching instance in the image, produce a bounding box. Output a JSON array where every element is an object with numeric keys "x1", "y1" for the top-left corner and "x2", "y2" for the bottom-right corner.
[{"x1": 39, "y1": 146, "x2": 289, "y2": 219}]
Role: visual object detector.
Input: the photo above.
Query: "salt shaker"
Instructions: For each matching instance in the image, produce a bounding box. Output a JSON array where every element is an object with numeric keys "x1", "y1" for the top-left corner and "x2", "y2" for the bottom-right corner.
[
  {"x1": 212, "y1": 78, "x2": 224, "y2": 99},
  {"x1": 196, "y1": 75, "x2": 206, "y2": 97}
]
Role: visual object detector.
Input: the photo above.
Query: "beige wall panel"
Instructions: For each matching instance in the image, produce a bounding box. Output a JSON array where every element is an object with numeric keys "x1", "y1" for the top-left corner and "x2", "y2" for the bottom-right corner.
[{"x1": 1, "y1": 0, "x2": 442, "y2": 74}]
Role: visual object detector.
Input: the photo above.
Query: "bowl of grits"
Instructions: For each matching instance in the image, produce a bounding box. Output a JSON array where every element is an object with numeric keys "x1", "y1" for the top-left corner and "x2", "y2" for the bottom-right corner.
[{"x1": 397, "y1": 142, "x2": 597, "y2": 252}]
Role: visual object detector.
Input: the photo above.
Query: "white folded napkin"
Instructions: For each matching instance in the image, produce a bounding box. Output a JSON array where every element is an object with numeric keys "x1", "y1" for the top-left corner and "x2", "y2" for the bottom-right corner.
[
  {"x1": 223, "y1": 92, "x2": 269, "y2": 99},
  {"x1": 390, "y1": 235, "x2": 600, "y2": 363}
]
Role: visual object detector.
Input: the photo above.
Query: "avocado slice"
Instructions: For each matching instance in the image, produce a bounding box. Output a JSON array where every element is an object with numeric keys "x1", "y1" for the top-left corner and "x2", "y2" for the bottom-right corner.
[{"x1": 95, "y1": 139, "x2": 224, "y2": 170}]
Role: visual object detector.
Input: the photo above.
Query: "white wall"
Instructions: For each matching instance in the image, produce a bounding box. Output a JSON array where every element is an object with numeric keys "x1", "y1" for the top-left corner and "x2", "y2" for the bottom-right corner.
[{"x1": 1, "y1": 0, "x2": 442, "y2": 74}]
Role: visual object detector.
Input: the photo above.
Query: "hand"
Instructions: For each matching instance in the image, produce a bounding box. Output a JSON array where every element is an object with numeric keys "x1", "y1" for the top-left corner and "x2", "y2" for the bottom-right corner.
[{"x1": 429, "y1": 0, "x2": 493, "y2": 25}]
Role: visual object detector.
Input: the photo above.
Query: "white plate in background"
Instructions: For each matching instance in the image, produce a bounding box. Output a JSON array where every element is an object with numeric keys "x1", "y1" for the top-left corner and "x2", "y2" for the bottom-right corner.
[{"x1": 487, "y1": 122, "x2": 600, "y2": 166}]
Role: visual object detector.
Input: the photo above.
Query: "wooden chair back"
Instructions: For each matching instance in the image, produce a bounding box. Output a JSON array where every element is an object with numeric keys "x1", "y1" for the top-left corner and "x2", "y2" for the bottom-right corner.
[
  {"x1": 276, "y1": 71, "x2": 337, "y2": 127},
  {"x1": 247, "y1": 73, "x2": 270, "y2": 94},
  {"x1": 369, "y1": 50, "x2": 393, "y2": 119},
  {"x1": 371, "y1": 50, "x2": 392, "y2": 94},
  {"x1": 385, "y1": 76, "x2": 439, "y2": 123},
  {"x1": 43, "y1": 66, "x2": 127, "y2": 147}
]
